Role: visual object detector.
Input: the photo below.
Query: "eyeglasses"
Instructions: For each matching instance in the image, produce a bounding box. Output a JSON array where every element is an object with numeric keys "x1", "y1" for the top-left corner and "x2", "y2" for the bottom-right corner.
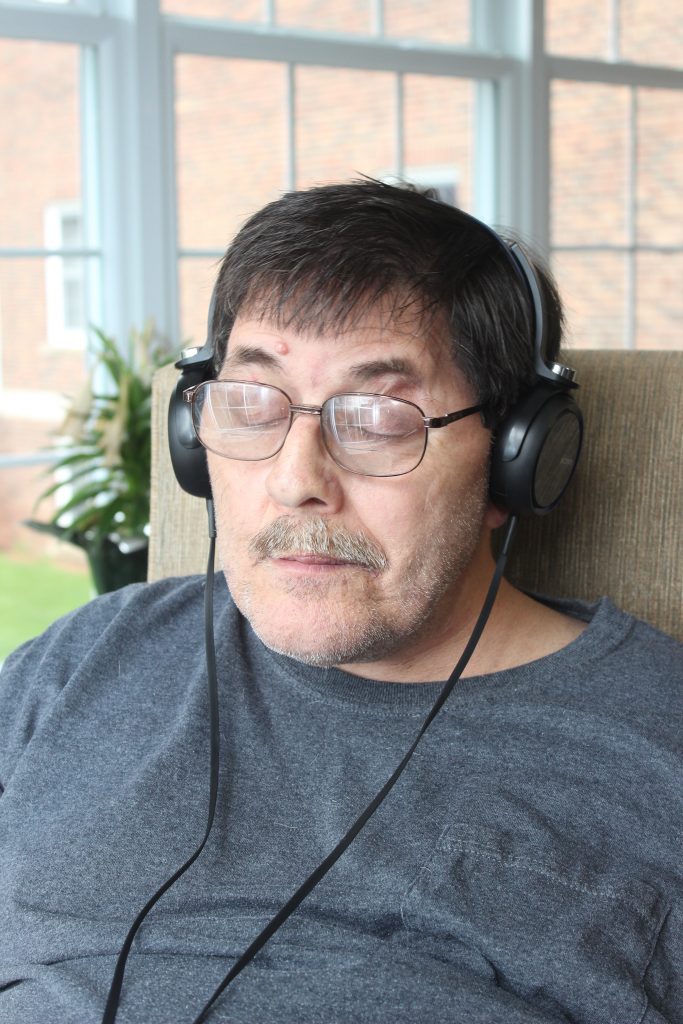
[{"x1": 183, "y1": 380, "x2": 483, "y2": 478}]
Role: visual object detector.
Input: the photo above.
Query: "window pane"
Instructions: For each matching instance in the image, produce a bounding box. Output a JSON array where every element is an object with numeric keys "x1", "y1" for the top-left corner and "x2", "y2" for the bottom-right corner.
[
  {"x1": 384, "y1": 0, "x2": 470, "y2": 45},
  {"x1": 276, "y1": 0, "x2": 370, "y2": 34},
  {"x1": 162, "y1": 0, "x2": 264, "y2": 22},
  {"x1": 551, "y1": 81, "x2": 630, "y2": 246},
  {"x1": 295, "y1": 67, "x2": 396, "y2": 187},
  {"x1": 637, "y1": 89, "x2": 683, "y2": 247},
  {"x1": 0, "y1": 36, "x2": 94, "y2": 641},
  {"x1": 178, "y1": 257, "x2": 221, "y2": 353},
  {"x1": 552, "y1": 251, "x2": 627, "y2": 349},
  {"x1": 545, "y1": 0, "x2": 611, "y2": 58},
  {"x1": 0, "y1": 258, "x2": 92, "y2": 576},
  {"x1": 636, "y1": 252, "x2": 683, "y2": 350},
  {"x1": 619, "y1": 0, "x2": 683, "y2": 67},
  {"x1": 175, "y1": 56, "x2": 288, "y2": 250},
  {"x1": 0, "y1": 40, "x2": 81, "y2": 249},
  {"x1": 402, "y1": 76, "x2": 474, "y2": 210},
  {"x1": 0, "y1": 257, "x2": 97, "y2": 412}
]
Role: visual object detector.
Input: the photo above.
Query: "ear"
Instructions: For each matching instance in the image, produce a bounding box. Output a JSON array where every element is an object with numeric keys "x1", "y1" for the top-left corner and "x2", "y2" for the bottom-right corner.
[{"x1": 484, "y1": 499, "x2": 508, "y2": 531}]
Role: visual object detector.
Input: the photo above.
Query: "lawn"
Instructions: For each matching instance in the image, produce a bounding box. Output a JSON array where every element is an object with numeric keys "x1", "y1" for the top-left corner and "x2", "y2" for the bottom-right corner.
[{"x1": 0, "y1": 552, "x2": 93, "y2": 661}]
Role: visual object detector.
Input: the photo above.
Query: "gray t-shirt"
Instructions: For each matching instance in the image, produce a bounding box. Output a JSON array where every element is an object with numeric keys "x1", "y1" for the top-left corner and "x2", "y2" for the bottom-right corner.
[{"x1": 0, "y1": 575, "x2": 681, "y2": 1024}]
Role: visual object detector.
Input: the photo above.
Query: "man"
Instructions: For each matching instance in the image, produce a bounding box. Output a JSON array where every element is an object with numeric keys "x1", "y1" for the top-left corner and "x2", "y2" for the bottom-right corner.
[{"x1": 1, "y1": 180, "x2": 681, "y2": 1024}]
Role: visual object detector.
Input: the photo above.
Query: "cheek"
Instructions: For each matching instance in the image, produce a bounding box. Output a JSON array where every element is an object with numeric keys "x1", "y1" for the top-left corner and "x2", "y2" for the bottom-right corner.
[
  {"x1": 417, "y1": 448, "x2": 490, "y2": 533},
  {"x1": 209, "y1": 459, "x2": 266, "y2": 527},
  {"x1": 209, "y1": 471, "x2": 262, "y2": 580},
  {"x1": 426, "y1": 433, "x2": 491, "y2": 498},
  {"x1": 354, "y1": 482, "x2": 437, "y2": 559}
]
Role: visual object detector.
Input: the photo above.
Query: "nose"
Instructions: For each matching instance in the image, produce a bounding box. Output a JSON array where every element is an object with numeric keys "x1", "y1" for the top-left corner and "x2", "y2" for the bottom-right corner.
[{"x1": 265, "y1": 409, "x2": 344, "y2": 512}]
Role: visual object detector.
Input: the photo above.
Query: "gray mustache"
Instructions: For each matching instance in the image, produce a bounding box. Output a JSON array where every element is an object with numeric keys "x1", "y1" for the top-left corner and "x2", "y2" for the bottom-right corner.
[{"x1": 249, "y1": 516, "x2": 387, "y2": 572}]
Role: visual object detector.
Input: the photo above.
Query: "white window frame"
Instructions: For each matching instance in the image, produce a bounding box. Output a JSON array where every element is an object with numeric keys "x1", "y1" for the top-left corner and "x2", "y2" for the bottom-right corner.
[{"x1": 44, "y1": 200, "x2": 87, "y2": 349}]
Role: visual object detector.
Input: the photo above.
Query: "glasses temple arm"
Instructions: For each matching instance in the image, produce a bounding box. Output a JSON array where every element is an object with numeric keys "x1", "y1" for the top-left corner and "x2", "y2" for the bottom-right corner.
[{"x1": 425, "y1": 404, "x2": 484, "y2": 429}]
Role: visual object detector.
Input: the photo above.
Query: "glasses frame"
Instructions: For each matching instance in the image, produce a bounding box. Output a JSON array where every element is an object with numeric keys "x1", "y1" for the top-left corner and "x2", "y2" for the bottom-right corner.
[{"x1": 183, "y1": 380, "x2": 483, "y2": 478}]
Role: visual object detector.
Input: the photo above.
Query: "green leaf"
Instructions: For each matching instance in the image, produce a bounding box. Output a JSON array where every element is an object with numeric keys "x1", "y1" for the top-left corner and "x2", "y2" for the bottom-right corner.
[
  {"x1": 35, "y1": 462, "x2": 108, "y2": 503},
  {"x1": 31, "y1": 320, "x2": 183, "y2": 545}
]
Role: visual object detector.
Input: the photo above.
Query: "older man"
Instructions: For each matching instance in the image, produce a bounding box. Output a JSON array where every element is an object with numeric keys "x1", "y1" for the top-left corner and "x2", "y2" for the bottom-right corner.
[{"x1": 1, "y1": 181, "x2": 681, "y2": 1024}]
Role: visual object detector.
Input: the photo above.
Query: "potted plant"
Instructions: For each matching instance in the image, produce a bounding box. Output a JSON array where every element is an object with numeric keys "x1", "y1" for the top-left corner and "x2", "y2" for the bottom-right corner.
[{"x1": 28, "y1": 323, "x2": 176, "y2": 594}]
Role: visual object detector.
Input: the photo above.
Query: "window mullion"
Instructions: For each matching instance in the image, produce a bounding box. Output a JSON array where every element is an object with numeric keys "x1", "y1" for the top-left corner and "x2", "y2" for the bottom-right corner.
[
  {"x1": 500, "y1": 0, "x2": 550, "y2": 247},
  {"x1": 286, "y1": 62, "x2": 296, "y2": 189},
  {"x1": 395, "y1": 73, "x2": 404, "y2": 180},
  {"x1": 626, "y1": 86, "x2": 638, "y2": 349},
  {"x1": 80, "y1": 43, "x2": 103, "y2": 354},
  {"x1": 474, "y1": 79, "x2": 498, "y2": 223}
]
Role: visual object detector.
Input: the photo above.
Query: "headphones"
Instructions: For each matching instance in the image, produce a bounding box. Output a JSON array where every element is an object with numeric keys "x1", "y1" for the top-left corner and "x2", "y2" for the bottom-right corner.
[{"x1": 168, "y1": 222, "x2": 583, "y2": 517}]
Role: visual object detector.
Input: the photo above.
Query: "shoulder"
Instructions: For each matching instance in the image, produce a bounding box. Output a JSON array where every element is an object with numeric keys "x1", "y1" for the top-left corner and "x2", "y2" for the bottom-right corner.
[
  {"x1": 581, "y1": 597, "x2": 681, "y2": 670},
  {"x1": 542, "y1": 596, "x2": 683, "y2": 720},
  {"x1": 0, "y1": 575, "x2": 235, "y2": 790},
  {"x1": 2, "y1": 574, "x2": 206, "y2": 673}
]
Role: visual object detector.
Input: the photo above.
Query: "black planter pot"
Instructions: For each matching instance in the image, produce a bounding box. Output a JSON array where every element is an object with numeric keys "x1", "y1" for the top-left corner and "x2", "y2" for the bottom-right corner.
[{"x1": 85, "y1": 537, "x2": 149, "y2": 594}]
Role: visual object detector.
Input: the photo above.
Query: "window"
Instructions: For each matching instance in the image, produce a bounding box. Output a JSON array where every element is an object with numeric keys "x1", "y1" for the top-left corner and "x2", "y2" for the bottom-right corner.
[
  {"x1": 172, "y1": 25, "x2": 485, "y2": 347},
  {"x1": 44, "y1": 202, "x2": 87, "y2": 348},
  {"x1": 0, "y1": 26, "x2": 102, "y2": 651},
  {"x1": 546, "y1": 0, "x2": 683, "y2": 348}
]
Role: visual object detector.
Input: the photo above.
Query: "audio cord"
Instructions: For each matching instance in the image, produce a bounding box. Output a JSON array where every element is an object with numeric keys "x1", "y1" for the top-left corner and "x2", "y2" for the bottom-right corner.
[{"x1": 102, "y1": 505, "x2": 519, "y2": 1024}]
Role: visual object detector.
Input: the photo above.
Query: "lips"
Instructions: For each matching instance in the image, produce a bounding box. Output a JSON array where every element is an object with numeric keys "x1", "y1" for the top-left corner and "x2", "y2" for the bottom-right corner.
[{"x1": 273, "y1": 553, "x2": 359, "y2": 568}]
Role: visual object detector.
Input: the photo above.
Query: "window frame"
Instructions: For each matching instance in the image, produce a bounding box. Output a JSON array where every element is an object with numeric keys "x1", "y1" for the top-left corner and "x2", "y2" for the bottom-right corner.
[{"x1": 0, "y1": 0, "x2": 681, "y2": 364}]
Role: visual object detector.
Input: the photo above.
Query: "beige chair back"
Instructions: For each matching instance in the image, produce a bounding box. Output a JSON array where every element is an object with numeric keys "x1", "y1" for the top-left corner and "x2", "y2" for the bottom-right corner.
[{"x1": 149, "y1": 351, "x2": 683, "y2": 641}]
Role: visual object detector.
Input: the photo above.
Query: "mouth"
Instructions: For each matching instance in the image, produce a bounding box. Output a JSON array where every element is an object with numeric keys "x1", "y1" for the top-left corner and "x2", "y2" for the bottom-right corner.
[
  {"x1": 249, "y1": 515, "x2": 388, "y2": 574},
  {"x1": 270, "y1": 553, "x2": 366, "y2": 573}
]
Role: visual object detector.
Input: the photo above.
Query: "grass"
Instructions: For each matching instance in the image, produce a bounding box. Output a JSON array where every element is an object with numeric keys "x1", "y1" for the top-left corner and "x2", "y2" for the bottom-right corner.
[{"x1": 0, "y1": 551, "x2": 93, "y2": 662}]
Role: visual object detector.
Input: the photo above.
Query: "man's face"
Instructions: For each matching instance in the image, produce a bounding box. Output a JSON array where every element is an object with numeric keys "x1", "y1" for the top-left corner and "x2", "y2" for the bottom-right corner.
[{"x1": 208, "y1": 306, "x2": 503, "y2": 679}]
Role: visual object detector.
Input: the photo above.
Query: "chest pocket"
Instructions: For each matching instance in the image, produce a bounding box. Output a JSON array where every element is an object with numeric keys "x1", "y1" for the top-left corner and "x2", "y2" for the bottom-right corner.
[{"x1": 400, "y1": 824, "x2": 668, "y2": 1024}]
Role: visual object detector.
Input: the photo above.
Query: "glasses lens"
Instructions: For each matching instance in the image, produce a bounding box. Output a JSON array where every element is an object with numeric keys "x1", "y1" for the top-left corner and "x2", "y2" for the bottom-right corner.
[
  {"x1": 322, "y1": 394, "x2": 426, "y2": 476},
  {"x1": 192, "y1": 381, "x2": 290, "y2": 460}
]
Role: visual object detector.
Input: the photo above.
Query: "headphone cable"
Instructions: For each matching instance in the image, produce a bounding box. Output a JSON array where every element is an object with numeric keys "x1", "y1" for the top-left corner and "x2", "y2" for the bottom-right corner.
[
  {"x1": 103, "y1": 509, "x2": 518, "y2": 1024},
  {"x1": 190, "y1": 512, "x2": 518, "y2": 1023},
  {"x1": 101, "y1": 500, "x2": 220, "y2": 1024}
]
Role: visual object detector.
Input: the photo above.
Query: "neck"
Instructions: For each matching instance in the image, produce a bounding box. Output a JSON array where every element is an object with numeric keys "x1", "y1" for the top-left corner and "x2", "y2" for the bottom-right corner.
[{"x1": 339, "y1": 539, "x2": 586, "y2": 684}]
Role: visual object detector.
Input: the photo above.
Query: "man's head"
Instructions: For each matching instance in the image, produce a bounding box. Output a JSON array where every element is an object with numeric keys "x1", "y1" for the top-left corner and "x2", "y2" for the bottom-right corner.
[
  {"x1": 202, "y1": 180, "x2": 565, "y2": 678},
  {"x1": 209, "y1": 178, "x2": 564, "y2": 426}
]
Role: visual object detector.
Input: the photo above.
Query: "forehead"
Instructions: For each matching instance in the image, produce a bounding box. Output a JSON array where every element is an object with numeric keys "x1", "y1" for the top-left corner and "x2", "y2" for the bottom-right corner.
[{"x1": 220, "y1": 304, "x2": 464, "y2": 394}]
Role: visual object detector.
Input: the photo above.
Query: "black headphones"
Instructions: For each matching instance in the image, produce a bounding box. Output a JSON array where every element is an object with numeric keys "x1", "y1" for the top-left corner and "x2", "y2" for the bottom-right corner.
[{"x1": 168, "y1": 225, "x2": 583, "y2": 517}]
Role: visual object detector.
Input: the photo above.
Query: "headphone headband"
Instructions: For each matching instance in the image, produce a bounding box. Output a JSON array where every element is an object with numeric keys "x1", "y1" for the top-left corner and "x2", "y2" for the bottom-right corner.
[{"x1": 507, "y1": 241, "x2": 577, "y2": 389}]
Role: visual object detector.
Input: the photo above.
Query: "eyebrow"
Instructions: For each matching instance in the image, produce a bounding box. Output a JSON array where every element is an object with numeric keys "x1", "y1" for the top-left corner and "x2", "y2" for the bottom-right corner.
[
  {"x1": 219, "y1": 345, "x2": 282, "y2": 376},
  {"x1": 345, "y1": 357, "x2": 423, "y2": 388},
  {"x1": 219, "y1": 348, "x2": 423, "y2": 388}
]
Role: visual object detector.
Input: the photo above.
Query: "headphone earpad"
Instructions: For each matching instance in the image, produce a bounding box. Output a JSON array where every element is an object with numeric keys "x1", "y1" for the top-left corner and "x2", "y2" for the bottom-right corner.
[
  {"x1": 168, "y1": 371, "x2": 212, "y2": 499},
  {"x1": 490, "y1": 385, "x2": 583, "y2": 516}
]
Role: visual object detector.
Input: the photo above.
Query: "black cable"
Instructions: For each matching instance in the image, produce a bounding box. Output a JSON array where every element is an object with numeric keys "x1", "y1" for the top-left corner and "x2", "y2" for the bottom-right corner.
[
  {"x1": 102, "y1": 510, "x2": 517, "y2": 1023},
  {"x1": 189, "y1": 513, "x2": 519, "y2": 1024},
  {"x1": 101, "y1": 499, "x2": 220, "y2": 1024}
]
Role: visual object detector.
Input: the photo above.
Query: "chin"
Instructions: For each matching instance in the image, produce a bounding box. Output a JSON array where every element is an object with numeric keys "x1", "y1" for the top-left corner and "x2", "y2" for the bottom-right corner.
[
  {"x1": 240, "y1": 598, "x2": 424, "y2": 669},
  {"x1": 241, "y1": 611, "x2": 361, "y2": 667},
  {"x1": 260, "y1": 640, "x2": 347, "y2": 669}
]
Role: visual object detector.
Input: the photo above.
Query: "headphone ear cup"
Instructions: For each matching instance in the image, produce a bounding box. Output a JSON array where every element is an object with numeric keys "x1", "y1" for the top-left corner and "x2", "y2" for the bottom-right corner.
[
  {"x1": 490, "y1": 385, "x2": 583, "y2": 516},
  {"x1": 168, "y1": 372, "x2": 212, "y2": 499}
]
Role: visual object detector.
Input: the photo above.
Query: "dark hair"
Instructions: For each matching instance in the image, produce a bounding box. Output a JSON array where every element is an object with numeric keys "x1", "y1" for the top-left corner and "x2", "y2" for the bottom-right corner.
[{"x1": 211, "y1": 179, "x2": 564, "y2": 424}]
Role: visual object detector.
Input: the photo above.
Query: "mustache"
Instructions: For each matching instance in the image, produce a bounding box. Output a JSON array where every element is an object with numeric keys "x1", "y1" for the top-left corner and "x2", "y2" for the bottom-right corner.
[{"x1": 249, "y1": 516, "x2": 388, "y2": 572}]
